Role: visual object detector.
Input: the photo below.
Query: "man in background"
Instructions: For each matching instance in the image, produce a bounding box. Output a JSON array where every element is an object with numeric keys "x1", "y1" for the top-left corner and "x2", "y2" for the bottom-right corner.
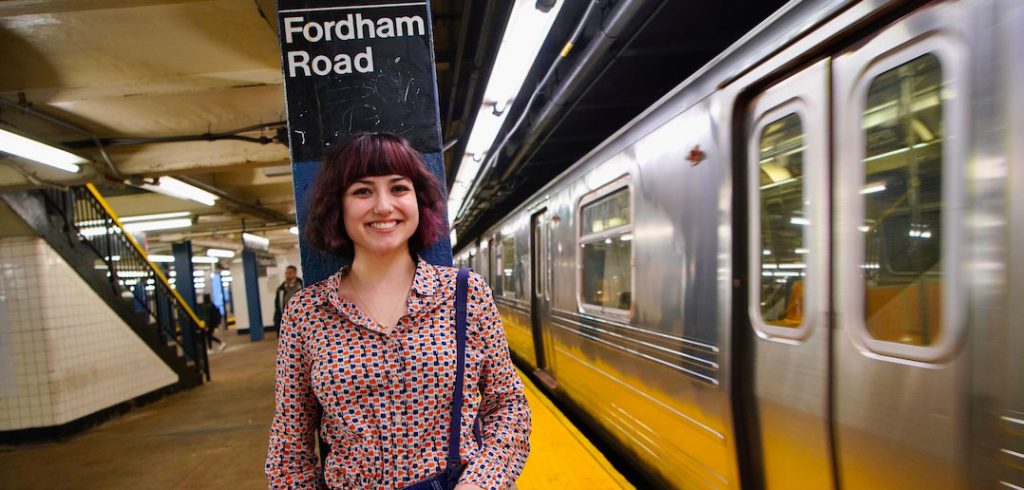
[{"x1": 273, "y1": 265, "x2": 303, "y2": 331}]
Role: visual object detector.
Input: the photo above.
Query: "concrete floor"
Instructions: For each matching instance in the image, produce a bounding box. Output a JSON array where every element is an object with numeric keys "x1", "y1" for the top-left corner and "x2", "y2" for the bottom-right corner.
[
  {"x1": 0, "y1": 332, "x2": 633, "y2": 490},
  {"x1": 0, "y1": 334, "x2": 277, "y2": 490}
]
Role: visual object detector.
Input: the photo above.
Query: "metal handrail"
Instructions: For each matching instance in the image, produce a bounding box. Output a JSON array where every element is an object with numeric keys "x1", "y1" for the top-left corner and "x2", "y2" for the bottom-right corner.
[{"x1": 41, "y1": 185, "x2": 210, "y2": 381}]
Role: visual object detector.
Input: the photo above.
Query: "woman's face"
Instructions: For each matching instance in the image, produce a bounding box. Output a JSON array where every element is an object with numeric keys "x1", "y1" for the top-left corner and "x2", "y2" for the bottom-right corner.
[{"x1": 342, "y1": 174, "x2": 420, "y2": 257}]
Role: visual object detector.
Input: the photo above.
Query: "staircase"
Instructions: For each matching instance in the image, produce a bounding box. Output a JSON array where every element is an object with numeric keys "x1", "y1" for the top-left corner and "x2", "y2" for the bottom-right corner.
[{"x1": 1, "y1": 184, "x2": 209, "y2": 389}]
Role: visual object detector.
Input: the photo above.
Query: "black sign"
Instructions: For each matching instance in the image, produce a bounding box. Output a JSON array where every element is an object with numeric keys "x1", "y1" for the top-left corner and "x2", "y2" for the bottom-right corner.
[{"x1": 278, "y1": 0, "x2": 442, "y2": 160}]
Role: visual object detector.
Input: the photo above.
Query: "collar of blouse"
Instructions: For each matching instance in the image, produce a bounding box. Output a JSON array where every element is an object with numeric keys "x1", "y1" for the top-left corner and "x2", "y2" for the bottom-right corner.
[{"x1": 310, "y1": 258, "x2": 460, "y2": 335}]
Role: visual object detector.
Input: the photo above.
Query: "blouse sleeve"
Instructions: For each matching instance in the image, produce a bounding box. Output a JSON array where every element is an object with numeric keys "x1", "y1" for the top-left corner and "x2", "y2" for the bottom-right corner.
[
  {"x1": 459, "y1": 274, "x2": 532, "y2": 490},
  {"x1": 265, "y1": 297, "x2": 323, "y2": 489}
]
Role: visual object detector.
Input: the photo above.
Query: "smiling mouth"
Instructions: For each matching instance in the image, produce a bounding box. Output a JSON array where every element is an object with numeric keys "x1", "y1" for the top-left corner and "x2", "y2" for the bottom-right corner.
[{"x1": 368, "y1": 220, "x2": 399, "y2": 231}]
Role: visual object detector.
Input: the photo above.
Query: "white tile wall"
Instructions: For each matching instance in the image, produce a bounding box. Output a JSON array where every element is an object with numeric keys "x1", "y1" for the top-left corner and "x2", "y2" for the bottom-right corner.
[{"x1": 0, "y1": 237, "x2": 177, "y2": 431}]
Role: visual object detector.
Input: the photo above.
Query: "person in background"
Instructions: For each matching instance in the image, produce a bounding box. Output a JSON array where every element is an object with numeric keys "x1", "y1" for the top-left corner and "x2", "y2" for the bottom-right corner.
[
  {"x1": 265, "y1": 132, "x2": 530, "y2": 489},
  {"x1": 197, "y1": 293, "x2": 226, "y2": 352},
  {"x1": 273, "y1": 265, "x2": 303, "y2": 331}
]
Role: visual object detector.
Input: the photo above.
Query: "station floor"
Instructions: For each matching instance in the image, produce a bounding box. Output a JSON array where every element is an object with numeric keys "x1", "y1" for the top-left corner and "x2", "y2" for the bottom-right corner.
[{"x1": 0, "y1": 333, "x2": 633, "y2": 489}]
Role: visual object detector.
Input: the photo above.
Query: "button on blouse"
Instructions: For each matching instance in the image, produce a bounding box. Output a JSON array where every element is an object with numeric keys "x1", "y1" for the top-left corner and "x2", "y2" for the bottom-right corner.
[{"x1": 266, "y1": 259, "x2": 531, "y2": 489}]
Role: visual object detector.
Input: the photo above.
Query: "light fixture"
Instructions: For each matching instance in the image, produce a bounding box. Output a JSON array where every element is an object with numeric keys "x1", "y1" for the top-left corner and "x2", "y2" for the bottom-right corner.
[
  {"x1": 206, "y1": 248, "x2": 236, "y2": 258},
  {"x1": 859, "y1": 182, "x2": 887, "y2": 195},
  {"x1": 121, "y1": 212, "x2": 191, "y2": 223},
  {"x1": 289, "y1": 226, "x2": 299, "y2": 235},
  {"x1": 242, "y1": 232, "x2": 270, "y2": 250},
  {"x1": 122, "y1": 218, "x2": 193, "y2": 233},
  {"x1": 192, "y1": 256, "x2": 219, "y2": 264},
  {"x1": 447, "y1": 0, "x2": 565, "y2": 222},
  {"x1": 140, "y1": 177, "x2": 218, "y2": 206},
  {"x1": 0, "y1": 127, "x2": 86, "y2": 173}
]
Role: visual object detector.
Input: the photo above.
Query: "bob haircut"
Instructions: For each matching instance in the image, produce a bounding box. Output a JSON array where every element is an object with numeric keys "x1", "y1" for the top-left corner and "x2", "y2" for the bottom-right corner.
[{"x1": 304, "y1": 132, "x2": 446, "y2": 257}]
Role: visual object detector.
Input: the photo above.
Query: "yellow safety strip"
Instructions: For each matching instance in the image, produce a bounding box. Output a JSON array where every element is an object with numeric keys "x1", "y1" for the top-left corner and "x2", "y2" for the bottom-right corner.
[
  {"x1": 516, "y1": 367, "x2": 636, "y2": 489},
  {"x1": 85, "y1": 182, "x2": 207, "y2": 330}
]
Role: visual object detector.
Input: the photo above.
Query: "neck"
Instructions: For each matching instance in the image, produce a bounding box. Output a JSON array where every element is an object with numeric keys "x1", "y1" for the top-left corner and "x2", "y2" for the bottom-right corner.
[{"x1": 349, "y1": 248, "x2": 416, "y2": 287}]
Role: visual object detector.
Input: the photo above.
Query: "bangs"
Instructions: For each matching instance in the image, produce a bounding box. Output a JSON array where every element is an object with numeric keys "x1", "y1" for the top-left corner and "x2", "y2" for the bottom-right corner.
[{"x1": 343, "y1": 135, "x2": 423, "y2": 186}]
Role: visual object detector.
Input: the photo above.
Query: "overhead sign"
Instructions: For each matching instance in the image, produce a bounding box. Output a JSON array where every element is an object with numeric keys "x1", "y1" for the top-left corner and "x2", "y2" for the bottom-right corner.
[{"x1": 277, "y1": 0, "x2": 452, "y2": 284}]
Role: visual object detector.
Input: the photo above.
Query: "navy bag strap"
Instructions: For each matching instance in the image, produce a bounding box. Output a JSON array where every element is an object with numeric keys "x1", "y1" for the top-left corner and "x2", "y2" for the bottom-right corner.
[{"x1": 447, "y1": 267, "x2": 470, "y2": 477}]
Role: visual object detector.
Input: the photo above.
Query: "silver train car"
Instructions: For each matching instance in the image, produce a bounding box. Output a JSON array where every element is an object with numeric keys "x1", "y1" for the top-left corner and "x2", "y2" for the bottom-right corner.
[{"x1": 454, "y1": 0, "x2": 1023, "y2": 488}]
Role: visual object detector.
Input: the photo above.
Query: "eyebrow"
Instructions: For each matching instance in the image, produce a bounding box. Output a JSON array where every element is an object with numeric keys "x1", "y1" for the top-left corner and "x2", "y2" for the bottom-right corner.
[{"x1": 353, "y1": 176, "x2": 411, "y2": 185}]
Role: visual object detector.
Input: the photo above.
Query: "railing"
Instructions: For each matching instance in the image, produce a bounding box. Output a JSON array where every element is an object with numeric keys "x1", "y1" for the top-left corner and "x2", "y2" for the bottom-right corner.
[{"x1": 41, "y1": 184, "x2": 210, "y2": 381}]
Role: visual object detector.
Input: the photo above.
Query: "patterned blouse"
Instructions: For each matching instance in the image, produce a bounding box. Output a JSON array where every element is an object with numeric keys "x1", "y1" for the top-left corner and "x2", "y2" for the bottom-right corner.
[{"x1": 266, "y1": 259, "x2": 531, "y2": 489}]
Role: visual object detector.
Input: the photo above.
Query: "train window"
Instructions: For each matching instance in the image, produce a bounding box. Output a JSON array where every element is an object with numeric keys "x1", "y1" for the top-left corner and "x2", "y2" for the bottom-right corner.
[
  {"x1": 500, "y1": 234, "x2": 517, "y2": 299},
  {"x1": 861, "y1": 54, "x2": 944, "y2": 346},
  {"x1": 757, "y1": 113, "x2": 806, "y2": 328},
  {"x1": 579, "y1": 186, "x2": 632, "y2": 313}
]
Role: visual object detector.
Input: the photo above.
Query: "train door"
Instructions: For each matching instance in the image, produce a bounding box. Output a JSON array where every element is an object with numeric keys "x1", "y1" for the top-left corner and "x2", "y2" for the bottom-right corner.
[
  {"x1": 744, "y1": 58, "x2": 834, "y2": 488},
  {"x1": 831, "y1": 5, "x2": 971, "y2": 488},
  {"x1": 530, "y1": 209, "x2": 555, "y2": 383}
]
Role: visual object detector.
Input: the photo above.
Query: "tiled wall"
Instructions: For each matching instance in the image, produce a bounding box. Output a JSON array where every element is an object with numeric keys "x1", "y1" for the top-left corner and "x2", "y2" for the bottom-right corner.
[{"x1": 0, "y1": 237, "x2": 177, "y2": 431}]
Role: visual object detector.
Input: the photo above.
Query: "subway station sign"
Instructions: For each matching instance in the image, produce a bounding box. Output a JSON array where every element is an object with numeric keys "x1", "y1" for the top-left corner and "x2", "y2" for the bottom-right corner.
[
  {"x1": 277, "y1": 0, "x2": 451, "y2": 283},
  {"x1": 278, "y1": 0, "x2": 442, "y2": 161}
]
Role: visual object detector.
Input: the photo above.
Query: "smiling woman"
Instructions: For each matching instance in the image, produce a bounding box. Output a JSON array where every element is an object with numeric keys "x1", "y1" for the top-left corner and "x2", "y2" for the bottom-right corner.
[{"x1": 267, "y1": 132, "x2": 531, "y2": 490}]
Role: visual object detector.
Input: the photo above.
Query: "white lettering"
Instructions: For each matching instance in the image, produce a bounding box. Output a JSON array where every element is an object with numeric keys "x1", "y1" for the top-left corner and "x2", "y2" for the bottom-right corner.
[
  {"x1": 336, "y1": 14, "x2": 355, "y2": 40},
  {"x1": 303, "y1": 22, "x2": 323, "y2": 42},
  {"x1": 355, "y1": 46, "x2": 374, "y2": 73},
  {"x1": 356, "y1": 13, "x2": 375, "y2": 39},
  {"x1": 376, "y1": 18, "x2": 394, "y2": 38},
  {"x1": 287, "y1": 51, "x2": 311, "y2": 77},
  {"x1": 334, "y1": 53, "x2": 352, "y2": 74},
  {"x1": 395, "y1": 16, "x2": 424, "y2": 37},
  {"x1": 322, "y1": 20, "x2": 336, "y2": 41},
  {"x1": 283, "y1": 16, "x2": 304, "y2": 44},
  {"x1": 312, "y1": 55, "x2": 332, "y2": 75}
]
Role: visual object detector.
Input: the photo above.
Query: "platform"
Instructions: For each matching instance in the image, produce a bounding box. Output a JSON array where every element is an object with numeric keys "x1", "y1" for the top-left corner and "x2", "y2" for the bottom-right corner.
[{"x1": 0, "y1": 334, "x2": 632, "y2": 489}]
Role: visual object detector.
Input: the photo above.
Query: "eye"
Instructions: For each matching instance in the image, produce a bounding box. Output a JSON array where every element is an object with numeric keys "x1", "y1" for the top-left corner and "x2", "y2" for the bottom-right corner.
[
  {"x1": 391, "y1": 184, "x2": 412, "y2": 193},
  {"x1": 350, "y1": 187, "x2": 371, "y2": 196}
]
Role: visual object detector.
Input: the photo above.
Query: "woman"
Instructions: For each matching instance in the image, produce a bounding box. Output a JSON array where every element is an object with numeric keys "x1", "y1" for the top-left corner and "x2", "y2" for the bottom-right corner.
[{"x1": 265, "y1": 132, "x2": 531, "y2": 490}]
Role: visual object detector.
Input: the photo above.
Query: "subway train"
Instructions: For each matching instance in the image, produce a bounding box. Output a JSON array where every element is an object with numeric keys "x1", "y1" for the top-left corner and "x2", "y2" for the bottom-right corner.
[{"x1": 453, "y1": 0, "x2": 1023, "y2": 488}]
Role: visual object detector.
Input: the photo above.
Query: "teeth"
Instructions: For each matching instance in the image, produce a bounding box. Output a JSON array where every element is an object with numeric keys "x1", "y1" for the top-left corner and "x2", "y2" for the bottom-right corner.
[{"x1": 369, "y1": 221, "x2": 398, "y2": 230}]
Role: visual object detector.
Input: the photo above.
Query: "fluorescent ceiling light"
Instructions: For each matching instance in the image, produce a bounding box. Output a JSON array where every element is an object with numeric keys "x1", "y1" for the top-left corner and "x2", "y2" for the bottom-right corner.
[
  {"x1": 206, "y1": 248, "x2": 236, "y2": 258},
  {"x1": 0, "y1": 128, "x2": 86, "y2": 173},
  {"x1": 148, "y1": 255, "x2": 174, "y2": 263},
  {"x1": 122, "y1": 218, "x2": 192, "y2": 233},
  {"x1": 121, "y1": 211, "x2": 191, "y2": 223},
  {"x1": 192, "y1": 256, "x2": 219, "y2": 264},
  {"x1": 141, "y1": 177, "x2": 218, "y2": 206},
  {"x1": 243, "y1": 232, "x2": 270, "y2": 250},
  {"x1": 447, "y1": 0, "x2": 565, "y2": 222}
]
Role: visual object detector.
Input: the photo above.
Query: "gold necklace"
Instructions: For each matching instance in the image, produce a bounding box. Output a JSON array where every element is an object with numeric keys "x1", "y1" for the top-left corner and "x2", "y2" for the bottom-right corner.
[{"x1": 347, "y1": 272, "x2": 407, "y2": 328}]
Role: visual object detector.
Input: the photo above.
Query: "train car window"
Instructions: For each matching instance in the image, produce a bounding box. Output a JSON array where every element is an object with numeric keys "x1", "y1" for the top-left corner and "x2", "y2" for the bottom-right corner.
[
  {"x1": 757, "y1": 113, "x2": 806, "y2": 328},
  {"x1": 861, "y1": 54, "x2": 944, "y2": 346},
  {"x1": 579, "y1": 186, "x2": 632, "y2": 313},
  {"x1": 501, "y1": 235, "x2": 517, "y2": 299}
]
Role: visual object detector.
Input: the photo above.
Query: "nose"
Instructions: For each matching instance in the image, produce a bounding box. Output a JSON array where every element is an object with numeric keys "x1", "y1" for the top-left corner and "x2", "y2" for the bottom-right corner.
[{"x1": 371, "y1": 193, "x2": 395, "y2": 215}]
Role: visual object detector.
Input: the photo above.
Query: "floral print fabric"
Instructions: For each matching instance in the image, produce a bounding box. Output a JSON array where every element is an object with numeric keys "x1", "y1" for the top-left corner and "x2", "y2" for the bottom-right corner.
[{"x1": 266, "y1": 259, "x2": 531, "y2": 489}]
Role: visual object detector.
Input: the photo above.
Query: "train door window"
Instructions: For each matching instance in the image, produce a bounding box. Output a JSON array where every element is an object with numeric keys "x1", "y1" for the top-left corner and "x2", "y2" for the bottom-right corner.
[
  {"x1": 861, "y1": 54, "x2": 945, "y2": 347},
  {"x1": 501, "y1": 234, "x2": 517, "y2": 299},
  {"x1": 757, "y1": 113, "x2": 807, "y2": 329},
  {"x1": 578, "y1": 179, "x2": 632, "y2": 315}
]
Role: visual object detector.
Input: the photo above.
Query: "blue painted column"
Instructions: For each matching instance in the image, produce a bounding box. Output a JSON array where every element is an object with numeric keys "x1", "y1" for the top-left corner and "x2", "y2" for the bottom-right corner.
[
  {"x1": 242, "y1": 250, "x2": 264, "y2": 341},
  {"x1": 172, "y1": 241, "x2": 198, "y2": 360},
  {"x1": 278, "y1": 0, "x2": 452, "y2": 285}
]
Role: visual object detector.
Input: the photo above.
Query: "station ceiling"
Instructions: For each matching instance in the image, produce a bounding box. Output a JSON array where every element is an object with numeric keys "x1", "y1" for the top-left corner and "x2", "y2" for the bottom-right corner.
[{"x1": 0, "y1": 0, "x2": 786, "y2": 256}]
